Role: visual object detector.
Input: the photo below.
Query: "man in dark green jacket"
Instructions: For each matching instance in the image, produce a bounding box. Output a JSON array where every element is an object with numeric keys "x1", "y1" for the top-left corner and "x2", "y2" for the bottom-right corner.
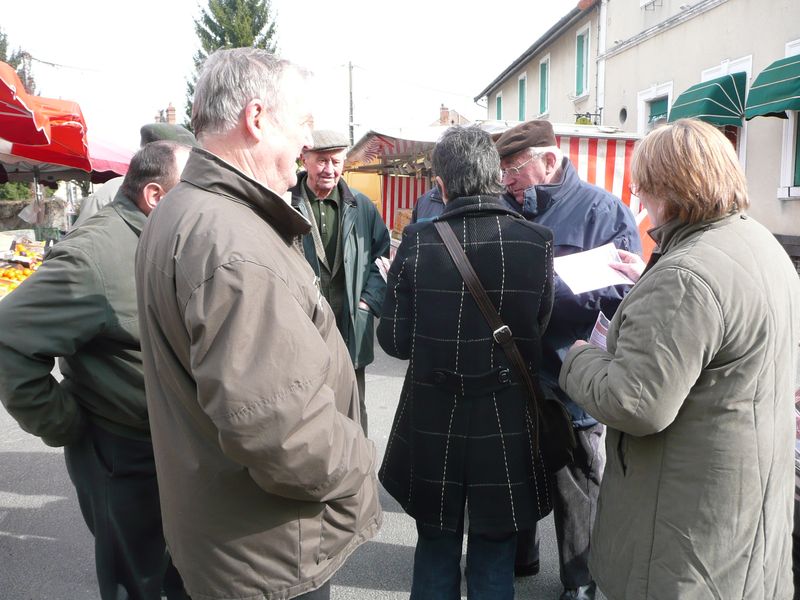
[
  {"x1": 290, "y1": 130, "x2": 390, "y2": 436},
  {"x1": 0, "y1": 141, "x2": 190, "y2": 600}
]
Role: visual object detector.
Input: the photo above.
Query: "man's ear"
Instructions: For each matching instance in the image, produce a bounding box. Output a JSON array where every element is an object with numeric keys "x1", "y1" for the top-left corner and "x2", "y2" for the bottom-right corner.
[
  {"x1": 435, "y1": 175, "x2": 449, "y2": 203},
  {"x1": 243, "y1": 98, "x2": 268, "y2": 141},
  {"x1": 544, "y1": 152, "x2": 559, "y2": 175},
  {"x1": 141, "y1": 182, "x2": 164, "y2": 212}
]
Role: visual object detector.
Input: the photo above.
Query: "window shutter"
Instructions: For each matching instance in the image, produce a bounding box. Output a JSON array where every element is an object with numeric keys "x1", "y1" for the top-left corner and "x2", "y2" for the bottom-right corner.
[
  {"x1": 576, "y1": 34, "x2": 585, "y2": 96},
  {"x1": 540, "y1": 61, "x2": 548, "y2": 114}
]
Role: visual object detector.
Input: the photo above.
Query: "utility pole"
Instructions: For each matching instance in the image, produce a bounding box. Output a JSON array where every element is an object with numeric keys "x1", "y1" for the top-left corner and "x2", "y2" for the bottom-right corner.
[{"x1": 348, "y1": 61, "x2": 354, "y2": 145}]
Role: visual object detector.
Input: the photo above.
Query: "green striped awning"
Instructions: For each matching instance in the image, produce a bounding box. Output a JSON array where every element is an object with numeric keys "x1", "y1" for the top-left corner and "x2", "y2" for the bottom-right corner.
[
  {"x1": 669, "y1": 72, "x2": 746, "y2": 126},
  {"x1": 745, "y1": 55, "x2": 800, "y2": 120}
]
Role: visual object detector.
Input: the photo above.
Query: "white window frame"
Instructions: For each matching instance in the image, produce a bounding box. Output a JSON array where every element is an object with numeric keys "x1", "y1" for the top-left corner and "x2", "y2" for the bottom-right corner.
[
  {"x1": 779, "y1": 39, "x2": 800, "y2": 199},
  {"x1": 495, "y1": 91, "x2": 503, "y2": 120},
  {"x1": 701, "y1": 54, "x2": 752, "y2": 168},
  {"x1": 574, "y1": 25, "x2": 590, "y2": 100},
  {"x1": 637, "y1": 81, "x2": 673, "y2": 135},
  {"x1": 539, "y1": 54, "x2": 551, "y2": 117},
  {"x1": 518, "y1": 73, "x2": 527, "y2": 121}
]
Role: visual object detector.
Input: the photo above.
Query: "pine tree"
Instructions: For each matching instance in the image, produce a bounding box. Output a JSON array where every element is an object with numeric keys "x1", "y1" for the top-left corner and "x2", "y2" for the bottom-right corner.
[
  {"x1": 0, "y1": 28, "x2": 36, "y2": 94},
  {"x1": 184, "y1": 0, "x2": 279, "y2": 127}
]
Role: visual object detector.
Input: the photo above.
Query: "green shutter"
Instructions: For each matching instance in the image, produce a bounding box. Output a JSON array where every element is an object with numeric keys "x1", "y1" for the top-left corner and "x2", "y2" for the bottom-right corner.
[
  {"x1": 649, "y1": 97, "x2": 669, "y2": 122},
  {"x1": 794, "y1": 115, "x2": 800, "y2": 186},
  {"x1": 496, "y1": 95, "x2": 502, "y2": 119},
  {"x1": 518, "y1": 78, "x2": 526, "y2": 121},
  {"x1": 540, "y1": 61, "x2": 548, "y2": 114},
  {"x1": 576, "y1": 34, "x2": 585, "y2": 96}
]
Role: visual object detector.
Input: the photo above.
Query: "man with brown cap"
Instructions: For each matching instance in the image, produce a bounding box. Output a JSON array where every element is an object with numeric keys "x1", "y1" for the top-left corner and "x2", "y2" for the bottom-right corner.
[
  {"x1": 74, "y1": 123, "x2": 197, "y2": 226},
  {"x1": 290, "y1": 130, "x2": 390, "y2": 436},
  {"x1": 495, "y1": 119, "x2": 641, "y2": 600}
]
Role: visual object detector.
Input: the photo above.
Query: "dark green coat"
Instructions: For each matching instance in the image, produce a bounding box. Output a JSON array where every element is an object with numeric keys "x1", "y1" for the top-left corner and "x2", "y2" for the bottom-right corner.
[
  {"x1": 291, "y1": 174, "x2": 390, "y2": 369},
  {"x1": 0, "y1": 193, "x2": 148, "y2": 446}
]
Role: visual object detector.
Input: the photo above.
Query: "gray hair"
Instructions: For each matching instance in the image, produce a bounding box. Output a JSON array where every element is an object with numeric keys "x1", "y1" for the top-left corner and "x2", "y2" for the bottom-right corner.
[
  {"x1": 432, "y1": 126, "x2": 504, "y2": 200},
  {"x1": 191, "y1": 47, "x2": 309, "y2": 137},
  {"x1": 527, "y1": 145, "x2": 563, "y2": 164}
]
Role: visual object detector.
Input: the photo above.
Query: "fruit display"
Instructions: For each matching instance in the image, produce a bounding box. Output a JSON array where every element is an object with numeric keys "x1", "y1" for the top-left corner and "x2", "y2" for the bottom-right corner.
[{"x1": 0, "y1": 241, "x2": 45, "y2": 300}]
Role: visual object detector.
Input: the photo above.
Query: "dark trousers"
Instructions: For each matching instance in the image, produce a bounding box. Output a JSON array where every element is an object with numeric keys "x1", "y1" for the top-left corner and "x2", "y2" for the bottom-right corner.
[
  {"x1": 516, "y1": 423, "x2": 605, "y2": 588},
  {"x1": 411, "y1": 522, "x2": 516, "y2": 600},
  {"x1": 64, "y1": 423, "x2": 187, "y2": 600},
  {"x1": 355, "y1": 366, "x2": 367, "y2": 436},
  {"x1": 296, "y1": 581, "x2": 331, "y2": 599}
]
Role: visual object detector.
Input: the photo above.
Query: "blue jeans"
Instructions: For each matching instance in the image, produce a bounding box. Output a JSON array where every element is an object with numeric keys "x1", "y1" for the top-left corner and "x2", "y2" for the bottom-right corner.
[{"x1": 410, "y1": 521, "x2": 517, "y2": 600}]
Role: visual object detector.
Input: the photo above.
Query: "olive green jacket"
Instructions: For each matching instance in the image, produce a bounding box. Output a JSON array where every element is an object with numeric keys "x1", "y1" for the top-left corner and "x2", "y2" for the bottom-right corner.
[
  {"x1": 291, "y1": 174, "x2": 390, "y2": 369},
  {"x1": 0, "y1": 193, "x2": 148, "y2": 446},
  {"x1": 560, "y1": 214, "x2": 800, "y2": 599}
]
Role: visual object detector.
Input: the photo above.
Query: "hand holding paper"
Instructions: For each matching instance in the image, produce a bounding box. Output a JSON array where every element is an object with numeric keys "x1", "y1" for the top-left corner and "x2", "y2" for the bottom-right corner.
[
  {"x1": 610, "y1": 249, "x2": 646, "y2": 284},
  {"x1": 553, "y1": 243, "x2": 636, "y2": 295}
]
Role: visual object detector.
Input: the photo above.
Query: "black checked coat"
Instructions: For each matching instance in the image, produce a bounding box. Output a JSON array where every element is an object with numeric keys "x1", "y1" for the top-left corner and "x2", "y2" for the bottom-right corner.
[{"x1": 377, "y1": 195, "x2": 555, "y2": 534}]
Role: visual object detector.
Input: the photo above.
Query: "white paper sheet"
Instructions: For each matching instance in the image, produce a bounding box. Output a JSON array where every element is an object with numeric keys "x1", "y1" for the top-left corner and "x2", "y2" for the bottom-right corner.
[{"x1": 553, "y1": 243, "x2": 635, "y2": 295}]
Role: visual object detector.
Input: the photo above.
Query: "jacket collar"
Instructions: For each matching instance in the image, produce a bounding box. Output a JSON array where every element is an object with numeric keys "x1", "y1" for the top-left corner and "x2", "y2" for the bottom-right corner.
[
  {"x1": 182, "y1": 148, "x2": 311, "y2": 238},
  {"x1": 291, "y1": 172, "x2": 357, "y2": 209},
  {"x1": 438, "y1": 194, "x2": 523, "y2": 221},
  {"x1": 110, "y1": 190, "x2": 147, "y2": 236},
  {"x1": 648, "y1": 213, "x2": 742, "y2": 255},
  {"x1": 512, "y1": 157, "x2": 581, "y2": 218}
]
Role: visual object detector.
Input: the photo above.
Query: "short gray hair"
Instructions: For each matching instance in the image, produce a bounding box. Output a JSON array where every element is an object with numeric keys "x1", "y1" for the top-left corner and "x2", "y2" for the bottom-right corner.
[
  {"x1": 527, "y1": 145, "x2": 563, "y2": 164},
  {"x1": 191, "y1": 47, "x2": 309, "y2": 137},
  {"x1": 432, "y1": 126, "x2": 503, "y2": 200}
]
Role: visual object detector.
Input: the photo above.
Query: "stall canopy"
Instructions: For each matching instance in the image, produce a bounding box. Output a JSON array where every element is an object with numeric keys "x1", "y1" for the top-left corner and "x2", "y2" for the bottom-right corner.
[
  {"x1": 745, "y1": 54, "x2": 800, "y2": 119},
  {"x1": 669, "y1": 72, "x2": 747, "y2": 126},
  {"x1": 0, "y1": 61, "x2": 51, "y2": 145}
]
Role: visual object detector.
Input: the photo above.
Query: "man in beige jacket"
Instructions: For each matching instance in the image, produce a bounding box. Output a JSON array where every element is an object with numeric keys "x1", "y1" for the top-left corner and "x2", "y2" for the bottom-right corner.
[{"x1": 135, "y1": 48, "x2": 381, "y2": 600}]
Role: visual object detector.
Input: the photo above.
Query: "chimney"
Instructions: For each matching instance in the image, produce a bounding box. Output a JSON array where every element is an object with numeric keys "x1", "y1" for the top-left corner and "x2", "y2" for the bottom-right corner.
[
  {"x1": 439, "y1": 104, "x2": 450, "y2": 126},
  {"x1": 166, "y1": 103, "x2": 176, "y2": 124}
]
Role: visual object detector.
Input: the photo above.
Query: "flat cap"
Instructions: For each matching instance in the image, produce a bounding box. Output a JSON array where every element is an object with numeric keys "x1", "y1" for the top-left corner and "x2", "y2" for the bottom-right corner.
[
  {"x1": 311, "y1": 130, "x2": 350, "y2": 152},
  {"x1": 139, "y1": 123, "x2": 198, "y2": 148},
  {"x1": 495, "y1": 120, "x2": 557, "y2": 159}
]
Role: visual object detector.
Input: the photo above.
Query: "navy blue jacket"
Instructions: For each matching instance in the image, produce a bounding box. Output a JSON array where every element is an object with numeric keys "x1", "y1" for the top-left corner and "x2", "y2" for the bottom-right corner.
[
  {"x1": 502, "y1": 158, "x2": 642, "y2": 428},
  {"x1": 411, "y1": 186, "x2": 445, "y2": 223}
]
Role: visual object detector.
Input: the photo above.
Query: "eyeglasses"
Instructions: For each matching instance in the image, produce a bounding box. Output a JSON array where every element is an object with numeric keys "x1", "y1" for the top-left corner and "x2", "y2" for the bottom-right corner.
[
  {"x1": 501, "y1": 156, "x2": 535, "y2": 178},
  {"x1": 628, "y1": 182, "x2": 640, "y2": 196}
]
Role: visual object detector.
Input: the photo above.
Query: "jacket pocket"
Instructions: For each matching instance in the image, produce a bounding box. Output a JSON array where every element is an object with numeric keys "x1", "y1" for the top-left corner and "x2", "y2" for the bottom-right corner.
[
  {"x1": 352, "y1": 307, "x2": 374, "y2": 369},
  {"x1": 317, "y1": 471, "x2": 380, "y2": 564},
  {"x1": 317, "y1": 492, "x2": 361, "y2": 564}
]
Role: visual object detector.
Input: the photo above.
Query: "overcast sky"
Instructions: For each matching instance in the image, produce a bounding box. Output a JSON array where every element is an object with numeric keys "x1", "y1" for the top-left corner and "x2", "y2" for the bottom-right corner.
[{"x1": 4, "y1": 0, "x2": 577, "y2": 150}]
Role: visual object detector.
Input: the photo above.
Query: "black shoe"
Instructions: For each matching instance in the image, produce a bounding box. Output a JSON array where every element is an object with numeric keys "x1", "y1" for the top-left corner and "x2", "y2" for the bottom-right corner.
[
  {"x1": 559, "y1": 582, "x2": 597, "y2": 600},
  {"x1": 514, "y1": 559, "x2": 540, "y2": 577}
]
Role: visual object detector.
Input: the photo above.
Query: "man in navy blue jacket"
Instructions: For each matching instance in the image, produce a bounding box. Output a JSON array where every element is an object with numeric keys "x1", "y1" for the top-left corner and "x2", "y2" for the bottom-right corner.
[{"x1": 495, "y1": 120, "x2": 641, "y2": 600}]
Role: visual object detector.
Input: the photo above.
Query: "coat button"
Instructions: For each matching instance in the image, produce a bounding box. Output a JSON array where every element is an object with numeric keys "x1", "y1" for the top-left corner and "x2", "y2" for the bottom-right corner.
[{"x1": 498, "y1": 368, "x2": 511, "y2": 384}]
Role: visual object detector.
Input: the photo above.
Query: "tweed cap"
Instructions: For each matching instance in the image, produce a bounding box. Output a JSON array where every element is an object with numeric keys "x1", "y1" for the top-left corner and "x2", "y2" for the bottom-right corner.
[
  {"x1": 495, "y1": 120, "x2": 557, "y2": 159},
  {"x1": 310, "y1": 130, "x2": 350, "y2": 152},
  {"x1": 139, "y1": 123, "x2": 198, "y2": 148}
]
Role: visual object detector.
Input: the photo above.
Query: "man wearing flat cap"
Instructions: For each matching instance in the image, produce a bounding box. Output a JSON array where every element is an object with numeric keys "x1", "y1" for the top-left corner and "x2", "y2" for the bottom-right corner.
[
  {"x1": 495, "y1": 119, "x2": 641, "y2": 600},
  {"x1": 290, "y1": 130, "x2": 390, "y2": 436},
  {"x1": 74, "y1": 123, "x2": 198, "y2": 226}
]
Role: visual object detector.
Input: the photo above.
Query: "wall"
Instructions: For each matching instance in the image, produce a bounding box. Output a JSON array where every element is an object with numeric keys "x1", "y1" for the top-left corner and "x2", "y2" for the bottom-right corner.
[{"x1": 603, "y1": 0, "x2": 800, "y2": 236}]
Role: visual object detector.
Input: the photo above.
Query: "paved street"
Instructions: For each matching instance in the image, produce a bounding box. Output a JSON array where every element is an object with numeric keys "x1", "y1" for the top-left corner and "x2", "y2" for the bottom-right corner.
[{"x1": 0, "y1": 346, "x2": 594, "y2": 600}]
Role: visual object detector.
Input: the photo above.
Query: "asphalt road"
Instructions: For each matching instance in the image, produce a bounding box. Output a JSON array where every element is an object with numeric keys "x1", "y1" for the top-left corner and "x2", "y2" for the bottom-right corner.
[{"x1": 0, "y1": 347, "x2": 586, "y2": 600}]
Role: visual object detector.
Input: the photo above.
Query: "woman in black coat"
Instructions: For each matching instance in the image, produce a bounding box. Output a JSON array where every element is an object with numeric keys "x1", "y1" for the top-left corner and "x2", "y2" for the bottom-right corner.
[{"x1": 378, "y1": 126, "x2": 554, "y2": 599}]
